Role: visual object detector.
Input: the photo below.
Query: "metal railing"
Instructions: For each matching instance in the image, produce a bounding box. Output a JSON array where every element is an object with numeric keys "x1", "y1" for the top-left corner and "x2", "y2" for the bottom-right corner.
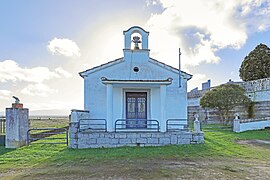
[
  {"x1": 79, "y1": 119, "x2": 107, "y2": 132},
  {"x1": 0, "y1": 117, "x2": 6, "y2": 134},
  {"x1": 115, "y1": 119, "x2": 159, "y2": 132},
  {"x1": 27, "y1": 128, "x2": 68, "y2": 145},
  {"x1": 166, "y1": 119, "x2": 189, "y2": 132}
]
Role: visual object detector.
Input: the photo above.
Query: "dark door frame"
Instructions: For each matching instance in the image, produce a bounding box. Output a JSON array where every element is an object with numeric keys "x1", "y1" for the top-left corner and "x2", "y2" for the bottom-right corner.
[{"x1": 126, "y1": 92, "x2": 147, "y2": 128}]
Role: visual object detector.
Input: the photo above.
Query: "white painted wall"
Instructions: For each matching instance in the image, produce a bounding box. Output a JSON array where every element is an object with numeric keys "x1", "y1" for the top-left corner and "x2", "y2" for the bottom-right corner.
[
  {"x1": 233, "y1": 118, "x2": 270, "y2": 133},
  {"x1": 82, "y1": 52, "x2": 190, "y2": 131},
  {"x1": 80, "y1": 26, "x2": 191, "y2": 132}
]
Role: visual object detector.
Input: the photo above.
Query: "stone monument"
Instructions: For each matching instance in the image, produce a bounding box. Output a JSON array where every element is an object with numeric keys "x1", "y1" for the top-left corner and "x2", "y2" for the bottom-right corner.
[
  {"x1": 233, "y1": 112, "x2": 240, "y2": 133},
  {"x1": 194, "y1": 114, "x2": 201, "y2": 133},
  {"x1": 5, "y1": 96, "x2": 29, "y2": 148}
]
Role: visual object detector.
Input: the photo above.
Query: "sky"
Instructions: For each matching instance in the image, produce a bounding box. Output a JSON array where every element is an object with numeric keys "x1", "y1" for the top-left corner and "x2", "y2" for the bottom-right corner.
[{"x1": 1, "y1": 0, "x2": 270, "y2": 115}]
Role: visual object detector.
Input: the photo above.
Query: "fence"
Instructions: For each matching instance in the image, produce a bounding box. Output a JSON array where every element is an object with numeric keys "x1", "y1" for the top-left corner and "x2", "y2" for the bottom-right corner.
[
  {"x1": 27, "y1": 128, "x2": 68, "y2": 145},
  {"x1": 166, "y1": 119, "x2": 188, "y2": 132},
  {"x1": 115, "y1": 119, "x2": 160, "y2": 132},
  {"x1": 0, "y1": 117, "x2": 5, "y2": 146},
  {"x1": 0, "y1": 117, "x2": 5, "y2": 134},
  {"x1": 79, "y1": 119, "x2": 107, "y2": 132}
]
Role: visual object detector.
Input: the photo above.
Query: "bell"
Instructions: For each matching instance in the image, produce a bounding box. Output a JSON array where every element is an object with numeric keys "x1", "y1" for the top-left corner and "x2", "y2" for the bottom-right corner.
[{"x1": 132, "y1": 36, "x2": 141, "y2": 50}]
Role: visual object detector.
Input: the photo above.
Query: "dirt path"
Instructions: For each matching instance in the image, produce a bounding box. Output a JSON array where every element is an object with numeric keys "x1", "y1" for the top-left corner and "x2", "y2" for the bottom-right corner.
[
  {"x1": 237, "y1": 140, "x2": 270, "y2": 149},
  {"x1": 3, "y1": 158, "x2": 270, "y2": 180}
]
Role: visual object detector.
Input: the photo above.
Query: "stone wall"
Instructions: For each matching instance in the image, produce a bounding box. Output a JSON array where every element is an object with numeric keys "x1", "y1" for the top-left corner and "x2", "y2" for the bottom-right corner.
[
  {"x1": 188, "y1": 101, "x2": 270, "y2": 124},
  {"x1": 188, "y1": 78, "x2": 270, "y2": 123},
  {"x1": 242, "y1": 78, "x2": 270, "y2": 102},
  {"x1": 242, "y1": 78, "x2": 270, "y2": 92},
  {"x1": 69, "y1": 122, "x2": 204, "y2": 149}
]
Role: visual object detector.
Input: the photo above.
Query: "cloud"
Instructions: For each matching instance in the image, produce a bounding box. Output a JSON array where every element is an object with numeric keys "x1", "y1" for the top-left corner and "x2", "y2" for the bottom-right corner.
[
  {"x1": 0, "y1": 60, "x2": 72, "y2": 97},
  {"x1": 55, "y1": 67, "x2": 72, "y2": 78},
  {"x1": 0, "y1": 60, "x2": 60, "y2": 83},
  {"x1": 0, "y1": 90, "x2": 12, "y2": 100},
  {"x1": 146, "y1": 0, "x2": 159, "y2": 6},
  {"x1": 0, "y1": 60, "x2": 72, "y2": 83},
  {"x1": 192, "y1": 73, "x2": 207, "y2": 81},
  {"x1": 21, "y1": 83, "x2": 57, "y2": 97},
  {"x1": 187, "y1": 73, "x2": 208, "y2": 91},
  {"x1": 48, "y1": 38, "x2": 81, "y2": 57},
  {"x1": 146, "y1": 0, "x2": 270, "y2": 68}
]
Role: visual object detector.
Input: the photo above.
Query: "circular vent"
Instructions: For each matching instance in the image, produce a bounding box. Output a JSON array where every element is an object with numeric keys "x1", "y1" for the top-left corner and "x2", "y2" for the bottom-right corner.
[{"x1": 133, "y1": 67, "x2": 139, "y2": 72}]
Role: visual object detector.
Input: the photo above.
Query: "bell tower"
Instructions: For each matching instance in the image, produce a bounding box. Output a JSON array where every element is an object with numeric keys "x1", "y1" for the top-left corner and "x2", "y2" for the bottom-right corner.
[
  {"x1": 123, "y1": 26, "x2": 149, "y2": 50},
  {"x1": 123, "y1": 26, "x2": 150, "y2": 62}
]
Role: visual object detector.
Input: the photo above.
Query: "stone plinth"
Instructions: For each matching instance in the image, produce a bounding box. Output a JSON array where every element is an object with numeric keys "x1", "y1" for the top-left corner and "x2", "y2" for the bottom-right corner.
[
  {"x1": 5, "y1": 108, "x2": 29, "y2": 148},
  {"x1": 69, "y1": 121, "x2": 205, "y2": 149}
]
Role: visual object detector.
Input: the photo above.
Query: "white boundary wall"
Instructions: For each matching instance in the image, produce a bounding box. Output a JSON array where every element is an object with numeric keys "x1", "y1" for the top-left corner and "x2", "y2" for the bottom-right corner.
[{"x1": 233, "y1": 117, "x2": 270, "y2": 133}]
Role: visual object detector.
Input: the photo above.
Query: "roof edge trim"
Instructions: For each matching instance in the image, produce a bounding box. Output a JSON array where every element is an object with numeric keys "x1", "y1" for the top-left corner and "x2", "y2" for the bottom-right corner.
[
  {"x1": 149, "y1": 58, "x2": 193, "y2": 80},
  {"x1": 79, "y1": 57, "x2": 124, "y2": 78},
  {"x1": 123, "y1": 26, "x2": 149, "y2": 34}
]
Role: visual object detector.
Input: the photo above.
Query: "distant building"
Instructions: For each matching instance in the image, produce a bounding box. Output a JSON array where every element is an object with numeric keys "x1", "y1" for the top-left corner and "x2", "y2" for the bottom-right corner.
[
  {"x1": 190, "y1": 87, "x2": 198, "y2": 93},
  {"x1": 202, "y1": 80, "x2": 211, "y2": 90}
]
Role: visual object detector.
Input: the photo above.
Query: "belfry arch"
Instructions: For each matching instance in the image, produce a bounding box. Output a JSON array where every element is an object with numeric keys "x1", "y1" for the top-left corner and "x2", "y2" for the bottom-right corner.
[{"x1": 123, "y1": 26, "x2": 149, "y2": 50}]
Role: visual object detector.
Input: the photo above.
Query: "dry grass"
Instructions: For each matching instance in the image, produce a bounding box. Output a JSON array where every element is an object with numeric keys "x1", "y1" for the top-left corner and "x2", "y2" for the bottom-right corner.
[
  {"x1": 4, "y1": 158, "x2": 270, "y2": 180},
  {"x1": 30, "y1": 118, "x2": 69, "y2": 129}
]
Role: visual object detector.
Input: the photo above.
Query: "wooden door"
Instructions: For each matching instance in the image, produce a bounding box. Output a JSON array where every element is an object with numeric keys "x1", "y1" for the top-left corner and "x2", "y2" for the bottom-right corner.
[{"x1": 126, "y1": 92, "x2": 147, "y2": 128}]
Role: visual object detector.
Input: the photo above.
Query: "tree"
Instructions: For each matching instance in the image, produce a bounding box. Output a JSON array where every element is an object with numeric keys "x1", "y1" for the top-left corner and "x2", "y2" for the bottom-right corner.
[
  {"x1": 200, "y1": 84, "x2": 251, "y2": 125},
  {"x1": 239, "y1": 43, "x2": 270, "y2": 81}
]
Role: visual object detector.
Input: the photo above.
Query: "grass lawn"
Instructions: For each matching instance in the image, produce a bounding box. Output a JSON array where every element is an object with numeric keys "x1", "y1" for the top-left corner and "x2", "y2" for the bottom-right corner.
[{"x1": 0, "y1": 125, "x2": 269, "y2": 179}]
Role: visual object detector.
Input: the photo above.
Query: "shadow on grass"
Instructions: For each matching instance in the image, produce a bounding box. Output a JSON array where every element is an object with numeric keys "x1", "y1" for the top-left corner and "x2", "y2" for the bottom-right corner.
[
  {"x1": 0, "y1": 135, "x2": 5, "y2": 146},
  {"x1": 0, "y1": 146, "x2": 15, "y2": 156}
]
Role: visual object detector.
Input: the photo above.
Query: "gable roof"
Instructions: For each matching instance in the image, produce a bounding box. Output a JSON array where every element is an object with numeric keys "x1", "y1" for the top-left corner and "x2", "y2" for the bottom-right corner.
[
  {"x1": 149, "y1": 58, "x2": 192, "y2": 79},
  {"x1": 79, "y1": 57, "x2": 192, "y2": 80},
  {"x1": 79, "y1": 58, "x2": 123, "y2": 77}
]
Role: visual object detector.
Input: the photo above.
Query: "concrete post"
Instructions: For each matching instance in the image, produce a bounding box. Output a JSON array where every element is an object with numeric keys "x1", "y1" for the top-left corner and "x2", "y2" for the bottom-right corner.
[
  {"x1": 5, "y1": 103, "x2": 29, "y2": 148},
  {"x1": 233, "y1": 113, "x2": 240, "y2": 133},
  {"x1": 194, "y1": 114, "x2": 201, "y2": 133}
]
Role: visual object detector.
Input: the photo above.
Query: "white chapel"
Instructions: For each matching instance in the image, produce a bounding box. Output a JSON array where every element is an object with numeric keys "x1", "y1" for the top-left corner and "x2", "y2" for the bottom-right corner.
[{"x1": 73, "y1": 26, "x2": 192, "y2": 133}]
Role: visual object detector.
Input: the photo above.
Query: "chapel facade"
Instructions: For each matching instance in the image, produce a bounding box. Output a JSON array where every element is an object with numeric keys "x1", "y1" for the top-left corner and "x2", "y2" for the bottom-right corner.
[{"x1": 70, "y1": 26, "x2": 204, "y2": 148}]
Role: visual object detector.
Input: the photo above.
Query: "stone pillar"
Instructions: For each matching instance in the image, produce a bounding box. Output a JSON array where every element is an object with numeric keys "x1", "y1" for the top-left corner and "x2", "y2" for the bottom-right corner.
[
  {"x1": 70, "y1": 109, "x2": 90, "y2": 123},
  {"x1": 106, "y1": 84, "x2": 113, "y2": 132},
  {"x1": 160, "y1": 85, "x2": 167, "y2": 132},
  {"x1": 5, "y1": 104, "x2": 29, "y2": 148},
  {"x1": 69, "y1": 122, "x2": 79, "y2": 148},
  {"x1": 69, "y1": 109, "x2": 90, "y2": 148},
  {"x1": 233, "y1": 113, "x2": 240, "y2": 133},
  {"x1": 194, "y1": 114, "x2": 201, "y2": 133}
]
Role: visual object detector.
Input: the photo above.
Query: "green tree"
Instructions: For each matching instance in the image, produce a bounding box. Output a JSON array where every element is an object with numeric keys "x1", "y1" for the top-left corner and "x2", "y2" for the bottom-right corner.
[
  {"x1": 200, "y1": 84, "x2": 251, "y2": 125},
  {"x1": 239, "y1": 43, "x2": 270, "y2": 81}
]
